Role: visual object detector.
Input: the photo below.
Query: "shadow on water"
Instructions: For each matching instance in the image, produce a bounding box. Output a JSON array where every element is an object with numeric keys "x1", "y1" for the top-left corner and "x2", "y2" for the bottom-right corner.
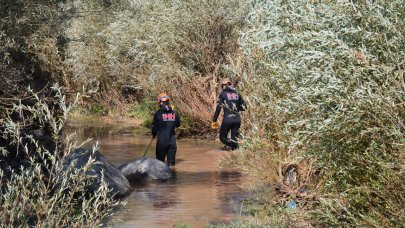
[{"x1": 67, "y1": 124, "x2": 249, "y2": 228}]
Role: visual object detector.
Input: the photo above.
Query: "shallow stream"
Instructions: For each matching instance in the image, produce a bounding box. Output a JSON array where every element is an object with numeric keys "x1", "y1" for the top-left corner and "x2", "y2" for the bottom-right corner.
[{"x1": 70, "y1": 124, "x2": 248, "y2": 227}]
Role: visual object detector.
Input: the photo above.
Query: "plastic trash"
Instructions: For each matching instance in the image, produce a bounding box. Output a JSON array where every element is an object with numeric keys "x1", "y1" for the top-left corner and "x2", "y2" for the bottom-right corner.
[{"x1": 287, "y1": 199, "x2": 297, "y2": 209}]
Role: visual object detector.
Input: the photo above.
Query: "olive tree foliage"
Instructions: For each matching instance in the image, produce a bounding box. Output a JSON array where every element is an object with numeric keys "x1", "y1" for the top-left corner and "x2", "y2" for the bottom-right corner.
[
  {"x1": 0, "y1": 0, "x2": 71, "y2": 173},
  {"x1": 0, "y1": 0, "x2": 113, "y2": 169},
  {"x1": 0, "y1": 0, "x2": 67, "y2": 99},
  {"x1": 229, "y1": 0, "x2": 404, "y2": 226},
  {"x1": 62, "y1": 0, "x2": 117, "y2": 96}
]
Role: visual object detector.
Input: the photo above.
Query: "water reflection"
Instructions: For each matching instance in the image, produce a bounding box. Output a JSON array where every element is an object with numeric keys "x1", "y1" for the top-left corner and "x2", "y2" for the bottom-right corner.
[{"x1": 68, "y1": 124, "x2": 247, "y2": 227}]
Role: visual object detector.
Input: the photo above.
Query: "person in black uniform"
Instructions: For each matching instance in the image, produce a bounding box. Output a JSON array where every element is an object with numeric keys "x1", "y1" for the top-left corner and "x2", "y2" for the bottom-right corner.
[
  {"x1": 211, "y1": 78, "x2": 246, "y2": 150},
  {"x1": 152, "y1": 93, "x2": 180, "y2": 167}
]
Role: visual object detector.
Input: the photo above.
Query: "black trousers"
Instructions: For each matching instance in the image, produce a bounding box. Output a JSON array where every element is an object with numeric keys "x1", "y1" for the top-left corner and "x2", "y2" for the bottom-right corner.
[
  {"x1": 219, "y1": 121, "x2": 241, "y2": 149},
  {"x1": 156, "y1": 135, "x2": 177, "y2": 165}
]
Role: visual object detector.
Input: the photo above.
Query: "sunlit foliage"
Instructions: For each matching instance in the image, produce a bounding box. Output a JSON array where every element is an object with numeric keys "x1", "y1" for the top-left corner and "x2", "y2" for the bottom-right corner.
[
  {"x1": 63, "y1": 0, "x2": 247, "y2": 127},
  {"x1": 1, "y1": 0, "x2": 403, "y2": 226},
  {"x1": 229, "y1": 0, "x2": 404, "y2": 226}
]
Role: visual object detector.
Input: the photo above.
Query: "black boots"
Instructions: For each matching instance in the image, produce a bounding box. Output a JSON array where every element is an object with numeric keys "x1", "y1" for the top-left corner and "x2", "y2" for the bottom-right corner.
[
  {"x1": 167, "y1": 162, "x2": 175, "y2": 168},
  {"x1": 219, "y1": 145, "x2": 239, "y2": 151},
  {"x1": 219, "y1": 145, "x2": 232, "y2": 151}
]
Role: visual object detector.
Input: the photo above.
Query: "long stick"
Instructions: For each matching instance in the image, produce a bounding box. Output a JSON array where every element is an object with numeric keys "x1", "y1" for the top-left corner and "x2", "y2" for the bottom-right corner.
[{"x1": 142, "y1": 137, "x2": 154, "y2": 157}]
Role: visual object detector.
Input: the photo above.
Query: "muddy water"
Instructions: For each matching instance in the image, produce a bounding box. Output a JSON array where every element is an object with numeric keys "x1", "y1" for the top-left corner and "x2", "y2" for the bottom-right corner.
[{"x1": 70, "y1": 124, "x2": 247, "y2": 227}]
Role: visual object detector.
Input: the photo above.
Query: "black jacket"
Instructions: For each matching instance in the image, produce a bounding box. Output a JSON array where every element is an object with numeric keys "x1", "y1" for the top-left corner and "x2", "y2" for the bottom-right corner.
[
  {"x1": 152, "y1": 102, "x2": 180, "y2": 141},
  {"x1": 212, "y1": 87, "x2": 246, "y2": 123}
]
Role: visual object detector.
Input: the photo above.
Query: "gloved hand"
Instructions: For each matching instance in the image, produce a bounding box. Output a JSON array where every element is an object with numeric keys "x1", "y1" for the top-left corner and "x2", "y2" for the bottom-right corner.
[{"x1": 210, "y1": 122, "x2": 218, "y2": 129}]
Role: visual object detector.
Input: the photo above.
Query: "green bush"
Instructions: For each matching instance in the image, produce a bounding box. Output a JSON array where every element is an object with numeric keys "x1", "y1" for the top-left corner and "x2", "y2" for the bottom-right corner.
[
  {"x1": 129, "y1": 101, "x2": 156, "y2": 127},
  {"x1": 0, "y1": 0, "x2": 66, "y2": 97},
  {"x1": 88, "y1": 103, "x2": 107, "y2": 115},
  {"x1": 228, "y1": 0, "x2": 404, "y2": 226}
]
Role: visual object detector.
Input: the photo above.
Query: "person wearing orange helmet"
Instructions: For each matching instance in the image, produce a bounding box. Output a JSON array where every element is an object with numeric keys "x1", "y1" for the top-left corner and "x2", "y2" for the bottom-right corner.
[
  {"x1": 152, "y1": 93, "x2": 180, "y2": 167},
  {"x1": 211, "y1": 78, "x2": 246, "y2": 151}
]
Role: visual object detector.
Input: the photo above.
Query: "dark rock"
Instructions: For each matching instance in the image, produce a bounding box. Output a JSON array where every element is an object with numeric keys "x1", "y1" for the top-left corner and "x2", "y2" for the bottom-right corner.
[
  {"x1": 118, "y1": 157, "x2": 173, "y2": 182},
  {"x1": 62, "y1": 148, "x2": 130, "y2": 197}
]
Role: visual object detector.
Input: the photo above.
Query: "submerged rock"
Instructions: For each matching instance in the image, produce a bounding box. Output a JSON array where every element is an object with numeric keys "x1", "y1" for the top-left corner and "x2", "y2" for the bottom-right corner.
[
  {"x1": 118, "y1": 157, "x2": 173, "y2": 182},
  {"x1": 62, "y1": 148, "x2": 130, "y2": 197}
]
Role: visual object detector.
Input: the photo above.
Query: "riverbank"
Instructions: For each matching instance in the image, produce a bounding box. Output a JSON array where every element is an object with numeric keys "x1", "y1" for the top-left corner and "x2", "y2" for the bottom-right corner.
[
  {"x1": 67, "y1": 102, "x2": 217, "y2": 139},
  {"x1": 67, "y1": 112, "x2": 144, "y2": 128}
]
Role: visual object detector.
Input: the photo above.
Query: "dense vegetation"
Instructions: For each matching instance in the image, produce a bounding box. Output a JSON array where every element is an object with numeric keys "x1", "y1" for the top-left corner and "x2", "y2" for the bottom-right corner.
[
  {"x1": 0, "y1": 1, "x2": 121, "y2": 227},
  {"x1": 63, "y1": 0, "x2": 247, "y2": 134},
  {"x1": 1, "y1": 0, "x2": 403, "y2": 227},
  {"x1": 232, "y1": 1, "x2": 404, "y2": 226}
]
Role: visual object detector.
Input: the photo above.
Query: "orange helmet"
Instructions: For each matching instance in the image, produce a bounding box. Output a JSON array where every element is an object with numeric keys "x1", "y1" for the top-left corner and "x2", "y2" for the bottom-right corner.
[
  {"x1": 157, "y1": 93, "x2": 170, "y2": 103},
  {"x1": 220, "y1": 78, "x2": 232, "y2": 86}
]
